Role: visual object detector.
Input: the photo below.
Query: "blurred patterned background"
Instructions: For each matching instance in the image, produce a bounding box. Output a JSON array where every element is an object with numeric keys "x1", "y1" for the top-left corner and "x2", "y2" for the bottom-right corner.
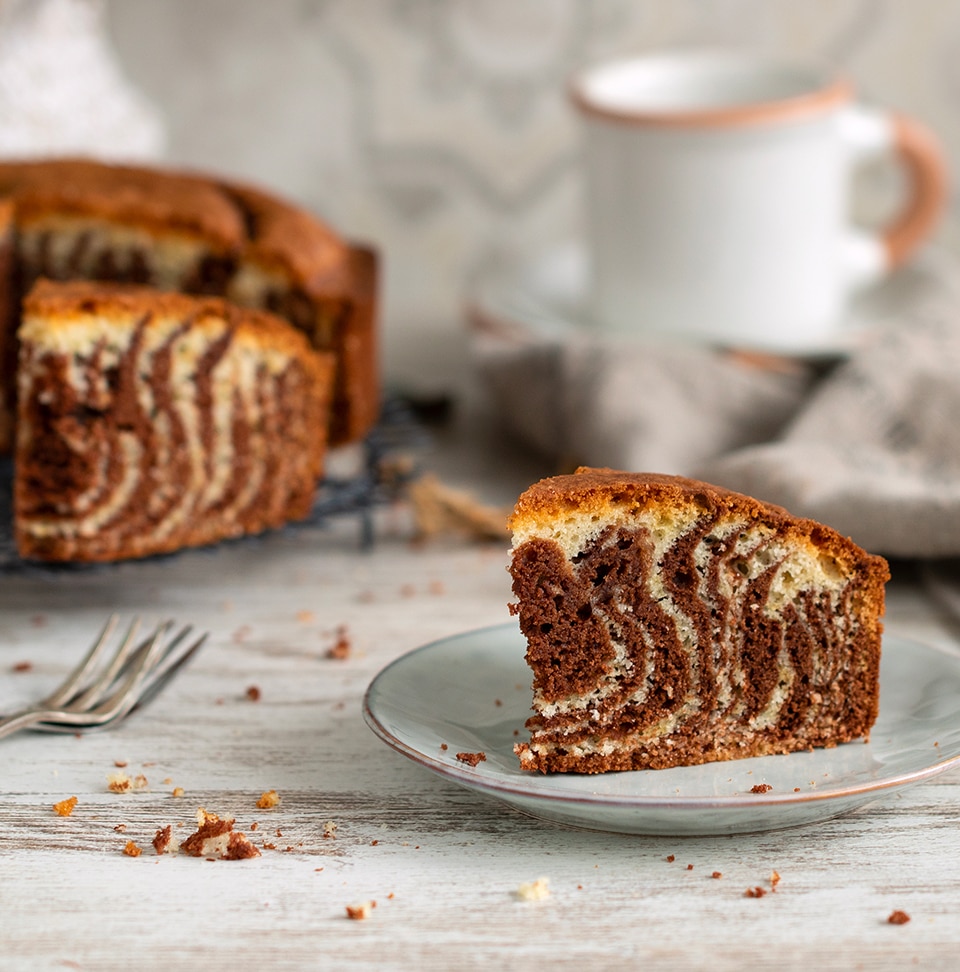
[{"x1": 2, "y1": 0, "x2": 957, "y2": 391}]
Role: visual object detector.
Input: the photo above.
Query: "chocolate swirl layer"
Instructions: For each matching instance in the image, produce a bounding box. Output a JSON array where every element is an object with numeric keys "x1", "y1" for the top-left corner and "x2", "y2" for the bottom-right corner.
[{"x1": 509, "y1": 468, "x2": 889, "y2": 774}]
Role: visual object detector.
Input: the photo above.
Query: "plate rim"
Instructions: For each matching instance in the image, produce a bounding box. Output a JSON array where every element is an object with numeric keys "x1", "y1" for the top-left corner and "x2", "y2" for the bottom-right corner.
[{"x1": 363, "y1": 621, "x2": 960, "y2": 813}]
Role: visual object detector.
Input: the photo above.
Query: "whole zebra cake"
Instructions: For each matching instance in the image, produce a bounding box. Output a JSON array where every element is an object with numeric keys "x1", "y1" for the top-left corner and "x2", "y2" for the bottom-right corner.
[
  {"x1": 508, "y1": 468, "x2": 889, "y2": 774},
  {"x1": 0, "y1": 157, "x2": 378, "y2": 451},
  {"x1": 15, "y1": 280, "x2": 334, "y2": 563}
]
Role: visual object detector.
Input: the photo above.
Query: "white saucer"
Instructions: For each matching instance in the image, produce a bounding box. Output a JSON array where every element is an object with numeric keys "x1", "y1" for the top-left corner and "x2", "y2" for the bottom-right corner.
[
  {"x1": 466, "y1": 241, "x2": 959, "y2": 359},
  {"x1": 363, "y1": 622, "x2": 960, "y2": 836}
]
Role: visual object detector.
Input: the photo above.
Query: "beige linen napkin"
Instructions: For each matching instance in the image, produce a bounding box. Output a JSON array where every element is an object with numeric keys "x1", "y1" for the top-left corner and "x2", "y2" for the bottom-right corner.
[{"x1": 473, "y1": 250, "x2": 960, "y2": 557}]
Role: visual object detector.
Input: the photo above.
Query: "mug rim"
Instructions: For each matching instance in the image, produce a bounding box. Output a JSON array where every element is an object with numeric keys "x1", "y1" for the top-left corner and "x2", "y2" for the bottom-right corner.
[{"x1": 570, "y1": 51, "x2": 853, "y2": 128}]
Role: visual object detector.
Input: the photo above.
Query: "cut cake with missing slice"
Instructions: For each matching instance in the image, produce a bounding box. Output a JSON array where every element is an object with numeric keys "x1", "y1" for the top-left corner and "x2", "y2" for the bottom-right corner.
[
  {"x1": 509, "y1": 468, "x2": 889, "y2": 774},
  {"x1": 15, "y1": 279, "x2": 334, "y2": 563}
]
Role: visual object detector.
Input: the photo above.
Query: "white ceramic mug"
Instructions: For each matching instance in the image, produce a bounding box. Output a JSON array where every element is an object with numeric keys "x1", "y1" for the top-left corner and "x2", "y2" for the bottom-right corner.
[{"x1": 570, "y1": 51, "x2": 948, "y2": 352}]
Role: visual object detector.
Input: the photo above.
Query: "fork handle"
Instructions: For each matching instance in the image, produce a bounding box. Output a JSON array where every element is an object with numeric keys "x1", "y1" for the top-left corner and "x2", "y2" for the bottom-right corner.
[{"x1": 0, "y1": 709, "x2": 65, "y2": 741}]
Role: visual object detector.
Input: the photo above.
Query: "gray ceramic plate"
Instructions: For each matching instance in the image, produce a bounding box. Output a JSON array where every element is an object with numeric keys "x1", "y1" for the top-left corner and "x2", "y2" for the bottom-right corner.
[{"x1": 363, "y1": 622, "x2": 960, "y2": 836}]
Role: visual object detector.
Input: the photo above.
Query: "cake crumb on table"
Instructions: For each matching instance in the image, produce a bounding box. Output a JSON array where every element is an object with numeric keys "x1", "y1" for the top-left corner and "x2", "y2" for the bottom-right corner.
[
  {"x1": 666, "y1": 855, "x2": 675, "y2": 863},
  {"x1": 246, "y1": 685, "x2": 261, "y2": 702},
  {"x1": 455, "y1": 751, "x2": 486, "y2": 767},
  {"x1": 326, "y1": 626, "x2": 352, "y2": 660},
  {"x1": 887, "y1": 910, "x2": 911, "y2": 925},
  {"x1": 53, "y1": 796, "x2": 78, "y2": 817},
  {"x1": 172, "y1": 786, "x2": 185, "y2": 798},
  {"x1": 256, "y1": 790, "x2": 280, "y2": 809},
  {"x1": 345, "y1": 901, "x2": 376, "y2": 920},
  {"x1": 771, "y1": 870, "x2": 782, "y2": 890},
  {"x1": 153, "y1": 826, "x2": 173, "y2": 855},
  {"x1": 516, "y1": 878, "x2": 551, "y2": 902},
  {"x1": 745, "y1": 887, "x2": 767, "y2": 898},
  {"x1": 711, "y1": 871, "x2": 722, "y2": 879},
  {"x1": 107, "y1": 771, "x2": 148, "y2": 793},
  {"x1": 323, "y1": 820, "x2": 338, "y2": 839},
  {"x1": 179, "y1": 809, "x2": 261, "y2": 860},
  {"x1": 750, "y1": 783, "x2": 773, "y2": 794},
  {"x1": 12, "y1": 660, "x2": 32, "y2": 672},
  {"x1": 123, "y1": 840, "x2": 143, "y2": 857}
]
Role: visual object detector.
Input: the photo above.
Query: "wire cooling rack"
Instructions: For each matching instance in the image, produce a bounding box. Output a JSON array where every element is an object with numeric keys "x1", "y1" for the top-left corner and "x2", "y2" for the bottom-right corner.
[{"x1": 0, "y1": 395, "x2": 428, "y2": 573}]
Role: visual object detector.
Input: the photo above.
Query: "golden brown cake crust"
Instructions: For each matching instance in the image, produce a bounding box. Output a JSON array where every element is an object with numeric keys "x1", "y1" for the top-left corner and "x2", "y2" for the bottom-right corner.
[
  {"x1": 0, "y1": 158, "x2": 245, "y2": 247},
  {"x1": 22, "y1": 278, "x2": 325, "y2": 362}
]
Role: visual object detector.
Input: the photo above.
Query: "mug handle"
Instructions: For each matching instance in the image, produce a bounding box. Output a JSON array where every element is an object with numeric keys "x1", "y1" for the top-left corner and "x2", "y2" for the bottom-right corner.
[{"x1": 839, "y1": 105, "x2": 948, "y2": 287}]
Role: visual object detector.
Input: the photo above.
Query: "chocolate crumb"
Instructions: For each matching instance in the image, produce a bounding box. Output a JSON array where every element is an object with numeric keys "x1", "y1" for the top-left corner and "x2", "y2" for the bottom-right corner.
[
  {"x1": 440, "y1": 743, "x2": 448, "y2": 751},
  {"x1": 711, "y1": 871, "x2": 722, "y2": 879},
  {"x1": 686, "y1": 864, "x2": 694, "y2": 871},
  {"x1": 745, "y1": 887, "x2": 767, "y2": 898},
  {"x1": 246, "y1": 685, "x2": 261, "y2": 702},
  {"x1": 750, "y1": 783, "x2": 773, "y2": 794},
  {"x1": 887, "y1": 910, "x2": 911, "y2": 925},
  {"x1": 12, "y1": 660, "x2": 32, "y2": 673},
  {"x1": 456, "y1": 751, "x2": 486, "y2": 767},
  {"x1": 666, "y1": 855, "x2": 675, "y2": 863}
]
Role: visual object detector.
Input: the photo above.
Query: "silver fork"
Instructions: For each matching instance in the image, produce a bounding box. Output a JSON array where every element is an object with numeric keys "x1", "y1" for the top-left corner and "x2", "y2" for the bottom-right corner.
[{"x1": 0, "y1": 616, "x2": 208, "y2": 740}]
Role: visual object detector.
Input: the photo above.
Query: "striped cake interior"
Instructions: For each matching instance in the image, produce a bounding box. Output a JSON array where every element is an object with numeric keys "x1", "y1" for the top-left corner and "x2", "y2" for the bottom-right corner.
[
  {"x1": 14, "y1": 284, "x2": 332, "y2": 563},
  {"x1": 509, "y1": 471, "x2": 887, "y2": 773}
]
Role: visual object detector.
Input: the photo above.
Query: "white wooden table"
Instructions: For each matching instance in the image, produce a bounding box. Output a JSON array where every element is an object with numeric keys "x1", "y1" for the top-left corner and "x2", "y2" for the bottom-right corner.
[{"x1": 2, "y1": 421, "x2": 960, "y2": 971}]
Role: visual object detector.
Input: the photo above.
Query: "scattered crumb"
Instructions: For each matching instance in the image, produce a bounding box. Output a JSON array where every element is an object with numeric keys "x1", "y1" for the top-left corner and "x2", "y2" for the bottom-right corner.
[
  {"x1": 250, "y1": 822, "x2": 259, "y2": 831},
  {"x1": 162, "y1": 777, "x2": 173, "y2": 785},
  {"x1": 263, "y1": 842, "x2": 277, "y2": 850},
  {"x1": 745, "y1": 887, "x2": 767, "y2": 898},
  {"x1": 346, "y1": 901, "x2": 376, "y2": 920},
  {"x1": 180, "y1": 809, "x2": 261, "y2": 860},
  {"x1": 711, "y1": 871, "x2": 722, "y2": 879},
  {"x1": 113, "y1": 823, "x2": 127, "y2": 833},
  {"x1": 296, "y1": 610, "x2": 315, "y2": 624},
  {"x1": 666, "y1": 855, "x2": 675, "y2": 863},
  {"x1": 107, "y1": 771, "x2": 148, "y2": 793},
  {"x1": 771, "y1": 870, "x2": 781, "y2": 890},
  {"x1": 887, "y1": 910, "x2": 911, "y2": 925},
  {"x1": 11, "y1": 660, "x2": 32, "y2": 673},
  {"x1": 387, "y1": 893, "x2": 395, "y2": 900},
  {"x1": 246, "y1": 685, "x2": 261, "y2": 702},
  {"x1": 53, "y1": 796, "x2": 78, "y2": 817},
  {"x1": 323, "y1": 820, "x2": 338, "y2": 840},
  {"x1": 276, "y1": 829, "x2": 283, "y2": 838},
  {"x1": 516, "y1": 878, "x2": 550, "y2": 902},
  {"x1": 152, "y1": 826, "x2": 173, "y2": 855},
  {"x1": 750, "y1": 783, "x2": 773, "y2": 794},
  {"x1": 123, "y1": 840, "x2": 143, "y2": 858},
  {"x1": 456, "y1": 751, "x2": 486, "y2": 767},
  {"x1": 327, "y1": 626, "x2": 352, "y2": 660},
  {"x1": 494, "y1": 699, "x2": 503, "y2": 707},
  {"x1": 256, "y1": 790, "x2": 280, "y2": 810},
  {"x1": 686, "y1": 864, "x2": 694, "y2": 871},
  {"x1": 172, "y1": 787, "x2": 185, "y2": 798},
  {"x1": 794, "y1": 787, "x2": 801, "y2": 792},
  {"x1": 440, "y1": 743, "x2": 448, "y2": 751}
]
